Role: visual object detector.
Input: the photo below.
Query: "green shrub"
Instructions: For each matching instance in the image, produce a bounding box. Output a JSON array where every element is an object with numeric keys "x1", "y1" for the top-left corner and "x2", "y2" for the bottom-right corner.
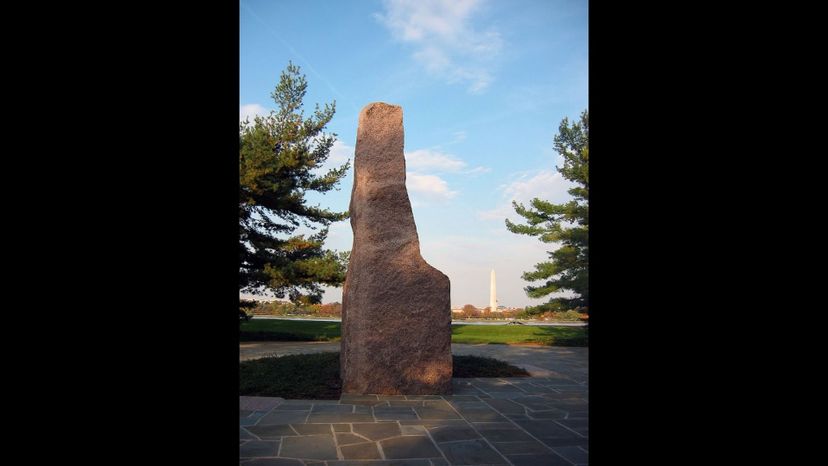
[
  {"x1": 250, "y1": 300, "x2": 297, "y2": 316},
  {"x1": 239, "y1": 299, "x2": 256, "y2": 323},
  {"x1": 558, "y1": 310, "x2": 584, "y2": 321},
  {"x1": 522, "y1": 302, "x2": 565, "y2": 317}
]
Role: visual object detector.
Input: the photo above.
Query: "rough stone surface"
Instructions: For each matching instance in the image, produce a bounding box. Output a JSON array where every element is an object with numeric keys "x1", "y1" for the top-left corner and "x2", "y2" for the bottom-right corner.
[
  {"x1": 278, "y1": 435, "x2": 338, "y2": 460},
  {"x1": 438, "y1": 439, "x2": 508, "y2": 465},
  {"x1": 379, "y1": 436, "x2": 442, "y2": 459},
  {"x1": 340, "y1": 442, "x2": 382, "y2": 460},
  {"x1": 341, "y1": 102, "x2": 452, "y2": 395},
  {"x1": 239, "y1": 440, "x2": 281, "y2": 458},
  {"x1": 352, "y1": 422, "x2": 402, "y2": 441}
]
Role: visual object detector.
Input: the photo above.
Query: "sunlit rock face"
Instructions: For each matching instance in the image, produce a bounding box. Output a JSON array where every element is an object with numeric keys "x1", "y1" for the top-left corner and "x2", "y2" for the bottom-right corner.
[{"x1": 340, "y1": 102, "x2": 452, "y2": 395}]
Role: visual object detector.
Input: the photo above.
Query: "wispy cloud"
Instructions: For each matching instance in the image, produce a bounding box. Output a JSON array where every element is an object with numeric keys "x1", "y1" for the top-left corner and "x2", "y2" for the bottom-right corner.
[
  {"x1": 478, "y1": 164, "x2": 575, "y2": 221},
  {"x1": 375, "y1": 0, "x2": 502, "y2": 93},
  {"x1": 241, "y1": 1, "x2": 359, "y2": 115},
  {"x1": 311, "y1": 139, "x2": 355, "y2": 177},
  {"x1": 239, "y1": 103, "x2": 270, "y2": 122},
  {"x1": 325, "y1": 140, "x2": 353, "y2": 166}
]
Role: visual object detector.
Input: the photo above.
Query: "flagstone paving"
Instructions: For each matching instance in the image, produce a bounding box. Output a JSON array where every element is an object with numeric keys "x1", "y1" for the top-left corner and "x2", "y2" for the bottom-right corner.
[{"x1": 241, "y1": 343, "x2": 587, "y2": 465}]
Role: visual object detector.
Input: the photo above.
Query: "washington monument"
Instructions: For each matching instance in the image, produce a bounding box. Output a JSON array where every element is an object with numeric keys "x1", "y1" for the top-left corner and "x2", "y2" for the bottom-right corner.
[{"x1": 490, "y1": 269, "x2": 497, "y2": 311}]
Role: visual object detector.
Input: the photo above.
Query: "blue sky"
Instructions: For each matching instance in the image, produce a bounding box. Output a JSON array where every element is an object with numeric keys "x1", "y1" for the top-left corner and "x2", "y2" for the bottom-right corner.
[{"x1": 240, "y1": 0, "x2": 588, "y2": 308}]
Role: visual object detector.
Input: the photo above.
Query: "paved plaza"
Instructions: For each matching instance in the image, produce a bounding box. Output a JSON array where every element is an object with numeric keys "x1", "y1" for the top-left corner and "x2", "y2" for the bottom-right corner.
[{"x1": 240, "y1": 343, "x2": 588, "y2": 465}]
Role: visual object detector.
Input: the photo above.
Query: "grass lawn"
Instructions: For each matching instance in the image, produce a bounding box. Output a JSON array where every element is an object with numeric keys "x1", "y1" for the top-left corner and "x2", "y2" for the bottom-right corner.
[
  {"x1": 240, "y1": 352, "x2": 529, "y2": 399},
  {"x1": 240, "y1": 319, "x2": 341, "y2": 342},
  {"x1": 450, "y1": 324, "x2": 587, "y2": 346},
  {"x1": 240, "y1": 319, "x2": 587, "y2": 346}
]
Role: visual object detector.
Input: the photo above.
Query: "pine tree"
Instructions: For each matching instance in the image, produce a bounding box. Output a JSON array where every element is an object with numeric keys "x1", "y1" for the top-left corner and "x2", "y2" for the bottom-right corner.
[
  {"x1": 506, "y1": 110, "x2": 588, "y2": 313},
  {"x1": 239, "y1": 62, "x2": 350, "y2": 303}
]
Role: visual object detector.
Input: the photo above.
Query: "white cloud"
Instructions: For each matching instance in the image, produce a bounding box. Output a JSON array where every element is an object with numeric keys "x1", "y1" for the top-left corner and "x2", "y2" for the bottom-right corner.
[
  {"x1": 324, "y1": 140, "x2": 353, "y2": 167},
  {"x1": 308, "y1": 139, "x2": 354, "y2": 175},
  {"x1": 405, "y1": 148, "x2": 489, "y2": 176},
  {"x1": 375, "y1": 0, "x2": 502, "y2": 93},
  {"x1": 406, "y1": 149, "x2": 467, "y2": 172},
  {"x1": 413, "y1": 46, "x2": 451, "y2": 72},
  {"x1": 377, "y1": 0, "x2": 479, "y2": 41},
  {"x1": 478, "y1": 168, "x2": 575, "y2": 221},
  {"x1": 239, "y1": 103, "x2": 270, "y2": 122},
  {"x1": 402, "y1": 148, "x2": 489, "y2": 203},
  {"x1": 406, "y1": 172, "x2": 458, "y2": 201},
  {"x1": 502, "y1": 169, "x2": 572, "y2": 205}
]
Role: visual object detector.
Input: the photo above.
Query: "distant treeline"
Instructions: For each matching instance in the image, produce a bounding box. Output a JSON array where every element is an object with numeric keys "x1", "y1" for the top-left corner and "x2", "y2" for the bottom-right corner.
[
  {"x1": 240, "y1": 300, "x2": 587, "y2": 322},
  {"x1": 242, "y1": 300, "x2": 342, "y2": 318},
  {"x1": 454, "y1": 305, "x2": 587, "y2": 322}
]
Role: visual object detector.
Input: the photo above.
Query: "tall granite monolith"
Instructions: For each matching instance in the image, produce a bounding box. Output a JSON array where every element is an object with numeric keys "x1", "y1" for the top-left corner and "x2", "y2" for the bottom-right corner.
[{"x1": 340, "y1": 102, "x2": 452, "y2": 395}]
